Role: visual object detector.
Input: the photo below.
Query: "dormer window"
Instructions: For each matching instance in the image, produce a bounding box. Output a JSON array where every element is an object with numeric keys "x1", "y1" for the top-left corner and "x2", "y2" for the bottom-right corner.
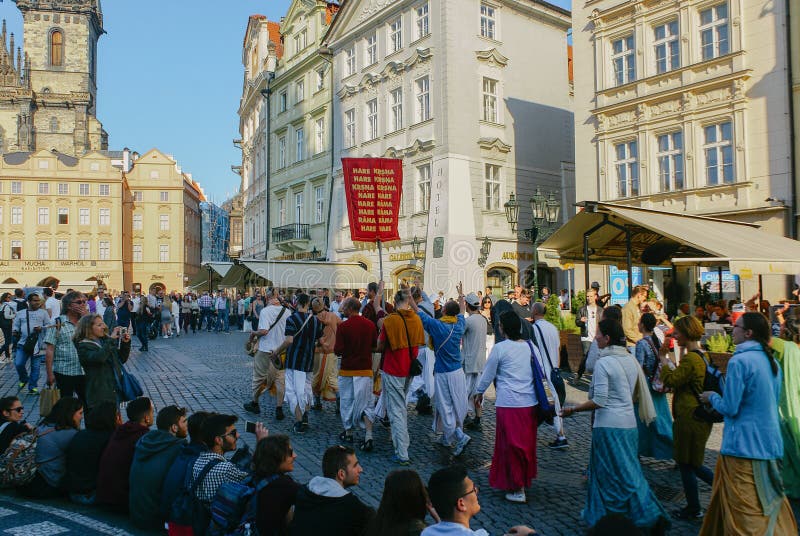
[{"x1": 50, "y1": 29, "x2": 64, "y2": 67}]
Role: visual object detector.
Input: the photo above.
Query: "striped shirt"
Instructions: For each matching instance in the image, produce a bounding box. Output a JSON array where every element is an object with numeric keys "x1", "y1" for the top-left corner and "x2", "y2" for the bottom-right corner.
[
  {"x1": 284, "y1": 311, "x2": 323, "y2": 373},
  {"x1": 43, "y1": 316, "x2": 83, "y2": 376}
]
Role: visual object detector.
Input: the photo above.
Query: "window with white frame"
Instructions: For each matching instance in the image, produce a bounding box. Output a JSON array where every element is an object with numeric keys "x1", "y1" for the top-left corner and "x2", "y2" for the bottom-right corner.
[
  {"x1": 11, "y1": 207, "x2": 22, "y2": 225},
  {"x1": 99, "y1": 208, "x2": 110, "y2": 226},
  {"x1": 294, "y1": 29, "x2": 307, "y2": 54},
  {"x1": 294, "y1": 192, "x2": 304, "y2": 223},
  {"x1": 482, "y1": 77, "x2": 498, "y2": 123},
  {"x1": 99, "y1": 241, "x2": 110, "y2": 260},
  {"x1": 11, "y1": 181, "x2": 22, "y2": 194},
  {"x1": 99, "y1": 184, "x2": 110, "y2": 196},
  {"x1": 38, "y1": 183, "x2": 49, "y2": 195},
  {"x1": 614, "y1": 140, "x2": 639, "y2": 197},
  {"x1": 279, "y1": 90, "x2": 288, "y2": 112},
  {"x1": 366, "y1": 99, "x2": 379, "y2": 140},
  {"x1": 703, "y1": 121, "x2": 734, "y2": 185},
  {"x1": 345, "y1": 47, "x2": 356, "y2": 77},
  {"x1": 295, "y1": 128, "x2": 305, "y2": 162},
  {"x1": 58, "y1": 207, "x2": 68, "y2": 224},
  {"x1": 160, "y1": 214, "x2": 170, "y2": 231},
  {"x1": 79, "y1": 183, "x2": 89, "y2": 196},
  {"x1": 316, "y1": 67, "x2": 325, "y2": 91},
  {"x1": 133, "y1": 213, "x2": 143, "y2": 230},
  {"x1": 417, "y1": 164, "x2": 431, "y2": 212},
  {"x1": 278, "y1": 136, "x2": 287, "y2": 168},
  {"x1": 79, "y1": 240, "x2": 89, "y2": 260},
  {"x1": 79, "y1": 208, "x2": 89, "y2": 225},
  {"x1": 366, "y1": 33, "x2": 377, "y2": 66},
  {"x1": 345, "y1": 109, "x2": 356, "y2": 147},
  {"x1": 315, "y1": 118, "x2": 325, "y2": 154},
  {"x1": 415, "y1": 76, "x2": 430, "y2": 122},
  {"x1": 11, "y1": 241, "x2": 22, "y2": 259},
  {"x1": 37, "y1": 207, "x2": 49, "y2": 225},
  {"x1": 389, "y1": 18, "x2": 403, "y2": 53},
  {"x1": 611, "y1": 35, "x2": 635, "y2": 86},
  {"x1": 278, "y1": 198, "x2": 286, "y2": 225},
  {"x1": 57, "y1": 240, "x2": 68, "y2": 260},
  {"x1": 654, "y1": 20, "x2": 679, "y2": 73},
  {"x1": 480, "y1": 3, "x2": 496, "y2": 39},
  {"x1": 133, "y1": 191, "x2": 143, "y2": 202},
  {"x1": 58, "y1": 183, "x2": 69, "y2": 195},
  {"x1": 656, "y1": 131, "x2": 684, "y2": 191},
  {"x1": 296, "y1": 79, "x2": 305, "y2": 103},
  {"x1": 416, "y1": 3, "x2": 430, "y2": 39},
  {"x1": 700, "y1": 4, "x2": 729, "y2": 61},
  {"x1": 37, "y1": 240, "x2": 49, "y2": 260},
  {"x1": 315, "y1": 185, "x2": 325, "y2": 224},
  {"x1": 390, "y1": 88, "x2": 404, "y2": 132},
  {"x1": 159, "y1": 244, "x2": 169, "y2": 262},
  {"x1": 133, "y1": 244, "x2": 143, "y2": 262},
  {"x1": 484, "y1": 164, "x2": 501, "y2": 210},
  {"x1": 160, "y1": 191, "x2": 169, "y2": 202}
]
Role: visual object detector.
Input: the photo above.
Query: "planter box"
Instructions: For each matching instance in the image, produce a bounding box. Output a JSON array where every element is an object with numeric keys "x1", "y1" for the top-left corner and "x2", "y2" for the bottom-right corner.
[
  {"x1": 708, "y1": 351, "x2": 733, "y2": 374},
  {"x1": 559, "y1": 331, "x2": 583, "y2": 372}
]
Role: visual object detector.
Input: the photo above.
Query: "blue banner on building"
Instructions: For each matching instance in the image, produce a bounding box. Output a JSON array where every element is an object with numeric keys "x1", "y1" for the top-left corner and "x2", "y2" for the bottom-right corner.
[{"x1": 609, "y1": 266, "x2": 643, "y2": 306}]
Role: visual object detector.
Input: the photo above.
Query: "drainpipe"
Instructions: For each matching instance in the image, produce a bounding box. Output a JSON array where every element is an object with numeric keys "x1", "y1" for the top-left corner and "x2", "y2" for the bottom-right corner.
[
  {"x1": 319, "y1": 46, "x2": 335, "y2": 260},
  {"x1": 786, "y1": 0, "x2": 798, "y2": 239},
  {"x1": 261, "y1": 71, "x2": 276, "y2": 260}
]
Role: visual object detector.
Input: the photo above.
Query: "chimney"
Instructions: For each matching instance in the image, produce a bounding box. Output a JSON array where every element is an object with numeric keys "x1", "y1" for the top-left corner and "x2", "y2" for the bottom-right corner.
[{"x1": 122, "y1": 147, "x2": 130, "y2": 171}]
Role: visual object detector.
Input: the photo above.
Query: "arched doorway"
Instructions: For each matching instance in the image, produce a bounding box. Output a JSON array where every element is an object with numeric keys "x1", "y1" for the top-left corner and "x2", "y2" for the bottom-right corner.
[
  {"x1": 392, "y1": 266, "x2": 422, "y2": 294},
  {"x1": 37, "y1": 276, "x2": 60, "y2": 289},
  {"x1": 522, "y1": 266, "x2": 554, "y2": 296},
  {"x1": 149, "y1": 282, "x2": 166, "y2": 295},
  {"x1": 486, "y1": 265, "x2": 516, "y2": 297},
  {"x1": 2, "y1": 278, "x2": 18, "y2": 284}
]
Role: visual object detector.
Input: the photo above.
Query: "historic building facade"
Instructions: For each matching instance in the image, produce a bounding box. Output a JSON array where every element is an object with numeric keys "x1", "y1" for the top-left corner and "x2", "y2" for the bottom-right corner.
[
  {"x1": 222, "y1": 193, "x2": 243, "y2": 259},
  {"x1": 323, "y1": 0, "x2": 574, "y2": 295},
  {"x1": 200, "y1": 200, "x2": 231, "y2": 263},
  {"x1": 572, "y1": 0, "x2": 795, "y2": 298}
]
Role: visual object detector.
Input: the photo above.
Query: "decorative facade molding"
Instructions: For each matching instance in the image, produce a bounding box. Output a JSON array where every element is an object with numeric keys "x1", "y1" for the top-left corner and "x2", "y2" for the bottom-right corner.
[
  {"x1": 475, "y1": 48, "x2": 509, "y2": 68},
  {"x1": 477, "y1": 137, "x2": 512, "y2": 153}
]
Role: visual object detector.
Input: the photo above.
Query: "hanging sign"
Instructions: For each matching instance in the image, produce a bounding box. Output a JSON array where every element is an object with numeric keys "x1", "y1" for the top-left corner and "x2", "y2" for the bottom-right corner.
[{"x1": 342, "y1": 158, "x2": 403, "y2": 245}]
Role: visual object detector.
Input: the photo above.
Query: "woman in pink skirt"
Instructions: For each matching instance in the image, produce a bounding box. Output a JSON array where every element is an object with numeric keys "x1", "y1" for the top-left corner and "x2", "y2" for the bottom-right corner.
[{"x1": 475, "y1": 310, "x2": 540, "y2": 503}]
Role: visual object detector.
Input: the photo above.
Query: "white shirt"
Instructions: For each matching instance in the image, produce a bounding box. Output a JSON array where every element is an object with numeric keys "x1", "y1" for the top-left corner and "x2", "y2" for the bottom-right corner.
[
  {"x1": 95, "y1": 297, "x2": 106, "y2": 317},
  {"x1": 582, "y1": 304, "x2": 599, "y2": 342},
  {"x1": 462, "y1": 313, "x2": 488, "y2": 374},
  {"x1": 532, "y1": 319, "x2": 560, "y2": 375},
  {"x1": 257, "y1": 304, "x2": 290, "y2": 353},
  {"x1": 45, "y1": 296, "x2": 60, "y2": 322},
  {"x1": 590, "y1": 346, "x2": 639, "y2": 429},
  {"x1": 330, "y1": 300, "x2": 341, "y2": 317},
  {"x1": 475, "y1": 339, "x2": 537, "y2": 408},
  {"x1": 421, "y1": 522, "x2": 488, "y2": 536},
  {"x1": 131, "y1": 296, "x2": 141, "y2": 312}
]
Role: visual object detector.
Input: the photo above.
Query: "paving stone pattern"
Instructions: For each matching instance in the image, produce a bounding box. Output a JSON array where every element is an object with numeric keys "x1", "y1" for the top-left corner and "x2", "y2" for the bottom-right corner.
[{"x1": 1, "y1": 331, "x2": 798, "y2": 535}]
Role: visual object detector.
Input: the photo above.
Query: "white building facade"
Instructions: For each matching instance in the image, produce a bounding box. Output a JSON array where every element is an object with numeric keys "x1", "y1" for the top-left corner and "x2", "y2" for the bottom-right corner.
[
  {"x1": 572, "y1": 0, "x2": 794, "y2": 300},
  {"x1": 323, "y1": 0, "x2": 573, "y2": 296}
]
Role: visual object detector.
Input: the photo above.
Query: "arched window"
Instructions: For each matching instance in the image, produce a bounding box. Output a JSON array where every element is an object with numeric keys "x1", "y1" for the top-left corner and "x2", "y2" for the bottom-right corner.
[{"x1": 50, "y1": 30, "x2": 64, "y2": 67}]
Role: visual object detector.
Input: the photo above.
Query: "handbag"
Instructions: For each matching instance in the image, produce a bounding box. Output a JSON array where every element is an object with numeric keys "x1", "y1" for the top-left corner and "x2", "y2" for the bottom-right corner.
[
  {"x1": 39, "y1": 386, "x2": 60, "y2": 417},
  {"x1": 534, "y1": 324, "x2": 566, "y2": 406},
  {"x1": 248, "y1": 307, "x2": 287, "y2": 359},
  {"x1": 643, "y1": 336, "x2": 671, "y2": 394},
  {"x1": 692, "y1": 350, "x2": 724, "y2": 423},
  {"x1": 399, "y1": 314, "x2": 422, "y2": 377},
  {"x1": 22, "y1": 312, "x2": 38, "y2": 356},
  {"x1": 526, "y1": 340, "x2": 555, "y2": 426}
]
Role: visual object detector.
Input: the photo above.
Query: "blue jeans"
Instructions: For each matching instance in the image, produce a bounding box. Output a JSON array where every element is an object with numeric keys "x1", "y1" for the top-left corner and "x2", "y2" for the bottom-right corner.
[
  {"x1": 136, "y1": 318, "x2": 149, "y2": 349},
  {"x1": 15, "y1": 348, "x2": 42, "y2": 388},
  {"x1": 679, "y1": 463, "x2": 714, "y2": 511},
  {"x1": 216, "y1": 309, "x2": 229, "y2": 332},
  {"x1": 200, "y1": 307, "x2": 213, "y2": 331}
]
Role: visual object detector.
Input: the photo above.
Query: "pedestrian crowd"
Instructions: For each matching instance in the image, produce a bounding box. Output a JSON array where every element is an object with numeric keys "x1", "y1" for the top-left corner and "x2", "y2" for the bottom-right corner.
[{"x1": 0, "y1": 280, "x2": 799, "y2": 535}]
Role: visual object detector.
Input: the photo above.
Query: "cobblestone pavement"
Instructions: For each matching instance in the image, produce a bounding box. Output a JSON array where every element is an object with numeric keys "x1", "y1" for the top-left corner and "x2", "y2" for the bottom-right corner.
[{"x1": 0, "y1": 330, "x2": 798, "y2": 535}]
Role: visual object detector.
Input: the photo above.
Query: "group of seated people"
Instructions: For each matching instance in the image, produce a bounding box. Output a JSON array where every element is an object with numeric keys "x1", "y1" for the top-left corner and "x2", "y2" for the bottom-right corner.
[{"x1": 1, "y1": 395, "x2": 539, "y2": 536}]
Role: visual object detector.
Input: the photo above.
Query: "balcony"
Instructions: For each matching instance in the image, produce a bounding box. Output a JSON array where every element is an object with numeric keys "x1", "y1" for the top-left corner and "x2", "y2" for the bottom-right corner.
[{"x1": 272, "y1": 223, "x2": 310, "y2": 252}]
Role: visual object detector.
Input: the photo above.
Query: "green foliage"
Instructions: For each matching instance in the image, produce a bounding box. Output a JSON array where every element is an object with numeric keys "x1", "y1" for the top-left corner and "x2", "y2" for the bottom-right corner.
[
  {"x1": 571, "y1": 290, "x2": 586, "y2": 316},
  {"x1": 706, "y1": 333, "x2": 733, "y2": 353},
  {"x1": 694, "y1": 282, "x2": 713, "y2": 307},
  {"x1": 560, "y1": 313, "x2": 581, "y2": 334},
  {"x1": 544, "y1": 295, "x2": 562, "y2": 326}
]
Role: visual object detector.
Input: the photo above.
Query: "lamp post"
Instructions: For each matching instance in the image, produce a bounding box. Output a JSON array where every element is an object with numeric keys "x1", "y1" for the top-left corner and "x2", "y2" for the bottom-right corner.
[
  {"x1": 206, "y1": 264, "x2": 213, "y2": 293},
  {"x1": 259, "y1": 49, "x2": 277, "y2": 260},
  {"x1": 311, "y1": 246, "x2": 319, "y2": 260},
  {"x1": 478, "y1": 236, "x2": 491, "y2": 268},
  {"x1": 504, "y1": 189, "x2": 561, "y2": 298}
]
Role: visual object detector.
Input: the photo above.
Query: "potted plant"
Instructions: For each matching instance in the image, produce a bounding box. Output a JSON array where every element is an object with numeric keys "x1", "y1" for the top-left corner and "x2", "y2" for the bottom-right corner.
[
  {"x1": 705, "y1": 333, "x2": 734, "y2": 373},
  {"x1": 545, "y1": 295, "x2": 582, "y2": 371}
]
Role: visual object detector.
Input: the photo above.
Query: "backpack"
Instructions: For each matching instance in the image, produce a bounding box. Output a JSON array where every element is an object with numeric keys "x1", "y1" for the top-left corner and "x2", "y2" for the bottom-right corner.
[
  {"x1": 0, "y1": 428, "x2": 53, "y2": 488},
  {"x1": 0, "y1": 303, "x2": 13, "y2": 327},
  {"x1": 169, "y1": 457, "x2": 222, "y2": 534},
  {"x1": 208, "y1": 474, "x2": 279, "y2": 536},
  {"x1": 692, "y1": 350, "x2": 725, "y2": 423}
]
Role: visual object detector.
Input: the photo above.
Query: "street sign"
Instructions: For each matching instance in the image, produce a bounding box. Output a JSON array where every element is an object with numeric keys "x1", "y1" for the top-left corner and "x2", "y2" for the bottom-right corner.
[
  {"x1": 609, "y1": 266, "x2": 643, "y2": 305},
  {"x1": 700, "y1": 270, "x2": 739, "y2": 296}
]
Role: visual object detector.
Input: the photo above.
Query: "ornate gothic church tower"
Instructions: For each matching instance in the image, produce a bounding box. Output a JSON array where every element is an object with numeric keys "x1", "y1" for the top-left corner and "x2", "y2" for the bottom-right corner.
[{"x1": 0, "y1": 0, "x2": 107, "y2": 155}]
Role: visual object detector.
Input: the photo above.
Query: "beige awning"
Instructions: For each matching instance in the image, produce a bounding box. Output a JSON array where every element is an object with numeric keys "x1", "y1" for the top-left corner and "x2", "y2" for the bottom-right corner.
[
  {"x1": 205, "y1": 262, "x2": 234, "y2": 278},
  {"x1": 540, "y1": 202, "x2": 800, "y2": 278},
  {"x1": 240, "y1": 259, "x2": 376, "y2": 289}
]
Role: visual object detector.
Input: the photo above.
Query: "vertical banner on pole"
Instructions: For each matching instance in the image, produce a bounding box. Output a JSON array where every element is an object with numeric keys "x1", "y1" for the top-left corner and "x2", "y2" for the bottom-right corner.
[{"x1": 341, "y1": 158, "x2": 403, "y2": 245}]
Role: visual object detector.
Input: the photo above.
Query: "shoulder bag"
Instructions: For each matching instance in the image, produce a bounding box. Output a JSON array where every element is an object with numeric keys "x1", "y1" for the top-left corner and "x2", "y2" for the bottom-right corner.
[
  {"x1": 399, "y1": 314, "x2": 422, "y2": 377},
  {"x1": 22, "y1": 311, "x2": 38, "y2": 356},
  {"x1": 245, "y1": 306, "x2": 286, "y2": 357},
  {"x1": 534, "y1": 323, "x2": 566, "y2": 406},
  {"x1": 692, "y1": 349, "x2": 724, "y2": 423},
  {"x1": 526, "y1": 340, "x2": 555, "y2": 426}
]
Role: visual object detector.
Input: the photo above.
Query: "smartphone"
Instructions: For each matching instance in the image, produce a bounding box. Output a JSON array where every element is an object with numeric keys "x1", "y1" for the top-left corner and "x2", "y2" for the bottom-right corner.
[
  {"x1": 245, "y1": 421, "x2": 257, "y2": 434},
  {"x1": 119, "y1": 327, "x2": 128, "y2": 337}
]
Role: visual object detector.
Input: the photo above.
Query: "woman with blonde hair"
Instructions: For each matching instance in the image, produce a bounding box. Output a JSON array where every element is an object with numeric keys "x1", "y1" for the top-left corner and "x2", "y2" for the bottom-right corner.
[
  {"x1": 160, "y1": 295, "x2": 173, "y2": 338},
  {"x1": 74, "y1": 314, "x2": 131, "y2": 410}
]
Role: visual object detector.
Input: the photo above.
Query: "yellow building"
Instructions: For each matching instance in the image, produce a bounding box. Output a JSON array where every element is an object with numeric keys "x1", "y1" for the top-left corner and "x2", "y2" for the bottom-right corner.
[
  {"x1": 0, "y1": 149, "x2": 125, "y2": 293},
  {"x1": 123, "y1": 149, "x2": 203, "y2": 293}
]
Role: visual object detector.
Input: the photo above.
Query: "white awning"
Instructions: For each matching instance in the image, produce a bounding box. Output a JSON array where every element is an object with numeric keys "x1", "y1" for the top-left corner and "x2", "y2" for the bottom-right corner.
[
  {"x1": 240, "y1": 259, "x2": 376, "y2": 289},
  {"x1": 204, "y1": 262, "x2": 235, "y2": 278},
  {"x1": 541, "y1": 202, "x2": 800, "y2": 278}
]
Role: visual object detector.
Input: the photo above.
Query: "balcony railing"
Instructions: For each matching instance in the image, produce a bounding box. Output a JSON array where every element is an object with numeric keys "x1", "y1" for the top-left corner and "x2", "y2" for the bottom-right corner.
[{"x1": 272, "y1": 223, "x2": 310, "y2": 243}]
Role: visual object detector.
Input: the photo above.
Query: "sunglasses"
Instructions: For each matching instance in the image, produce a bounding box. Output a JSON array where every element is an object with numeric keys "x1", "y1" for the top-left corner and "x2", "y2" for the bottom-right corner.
[
  {"x1": 220, "y1": 429, "x2": 239, "y2": 439},
  {"x1": 8, "y1": 406, "x2": 23, "y2": 413}
]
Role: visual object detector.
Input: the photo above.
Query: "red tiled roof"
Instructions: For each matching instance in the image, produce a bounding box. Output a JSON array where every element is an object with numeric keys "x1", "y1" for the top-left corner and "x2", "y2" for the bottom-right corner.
[{"x1": 267, "y1": 21, "x2": 284, "y2": 59}]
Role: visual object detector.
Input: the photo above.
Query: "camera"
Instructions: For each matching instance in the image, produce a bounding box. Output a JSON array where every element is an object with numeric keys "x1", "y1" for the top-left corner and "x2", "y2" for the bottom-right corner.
[{"x1": 119, "y1": 327, "x2": 128, "y2": 337}]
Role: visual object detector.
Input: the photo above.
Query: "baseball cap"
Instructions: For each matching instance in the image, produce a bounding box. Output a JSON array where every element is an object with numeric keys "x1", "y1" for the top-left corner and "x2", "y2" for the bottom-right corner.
[
  {"x1": 465, "y1": 292, "x2": 480, "y2": 307},
  {"x1": 591, "y1": 281, "x2": 601, "y2": 289}
]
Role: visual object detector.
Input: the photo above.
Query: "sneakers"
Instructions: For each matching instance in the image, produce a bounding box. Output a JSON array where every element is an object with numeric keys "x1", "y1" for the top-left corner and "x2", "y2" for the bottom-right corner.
[
  {"x1": 504, "y1": 490, "x2": 527, "y2": 504},
  {"x1": 674, "y1": 507, "x2": 705, "y2": 520},
  {"x1": 549, "y1": 437, "x2": 569, "y2": 450},
  {"x1": 302, "y1": 412, "x2": 309, "y2": 429},
  {"x1": 360, "y1": 438, "x2": 374, "y2": 452},
  {"x1": 275, "y1": 407, "x2": 285, "y2": 421},
  {"x1": 243, "y1": 401, "x2": 261, "y2": 414},
  {"x1": 18, "y1": 382, "x2": 26, "y2": 390},
  {"x1": 391, "y1": 454, "x2": 411, "y2": 466},
  {"x1": 292, "y1": 422, "x2": 306, "y2": 434},
  {"x1": 339, "y1": 430, "x2": 354, "y2": 443},
  {"x1": 28, "y1": 388, "x2": 39, "y2": 395},
  {"x1": 464, "y1": 416, "x2": 482, "y2": 431},
  {"x1": 453, "y1": 434, "x2": 471, "y2": 456}
]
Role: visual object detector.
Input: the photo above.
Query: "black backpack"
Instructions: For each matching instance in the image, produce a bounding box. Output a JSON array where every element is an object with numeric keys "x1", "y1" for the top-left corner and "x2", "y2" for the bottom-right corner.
[
  {"x1": 169, "y1": 458, "x2": 222, "y2": 534},
  {"x1": 692, "y1": 350, "x2": 725, "y2": 423}
]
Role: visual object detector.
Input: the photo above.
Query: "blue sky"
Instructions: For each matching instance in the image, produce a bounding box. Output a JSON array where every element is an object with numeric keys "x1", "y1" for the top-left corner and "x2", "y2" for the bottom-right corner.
[{"x1": 2, "y1": 0, "x2": 571, "y2": 203}]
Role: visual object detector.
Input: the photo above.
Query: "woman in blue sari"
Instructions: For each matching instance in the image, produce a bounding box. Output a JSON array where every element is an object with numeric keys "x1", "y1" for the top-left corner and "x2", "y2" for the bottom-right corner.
[{"x1": 635, "y1": 313, "x2": 674, "y2": 460}]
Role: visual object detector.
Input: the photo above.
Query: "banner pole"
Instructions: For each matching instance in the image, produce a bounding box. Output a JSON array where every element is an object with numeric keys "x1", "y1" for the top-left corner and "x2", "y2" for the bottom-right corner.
[{"x1": 377, "y1": 239, "x2": 385, "y2": 309}]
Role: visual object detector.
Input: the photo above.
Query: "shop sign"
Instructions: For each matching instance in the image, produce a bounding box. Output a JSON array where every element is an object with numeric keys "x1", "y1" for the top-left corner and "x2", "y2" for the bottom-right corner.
[
  {"x1": 501, "y1": 252, "x2": 534, "y2": 261},
  {"x1": 342, "y1": 158, "x2": 403, "y2": 244},
  {"x1": 151, "y1": 274, "x2": 164, "y2": 280},
  {"x1": 389, "y1": 252, "x2": 424, "y2": 262}
]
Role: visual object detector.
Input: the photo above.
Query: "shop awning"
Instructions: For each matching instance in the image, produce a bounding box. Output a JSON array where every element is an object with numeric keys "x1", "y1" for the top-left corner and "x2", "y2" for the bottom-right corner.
[
  {"x1": 541, "y1": 202, "x2": 800, "y2": 278},
  {"x1": 240, "y1": 259, "x2": 376, "y2": 289},
  {"x1": 218, "y1": 264, "x2": 259, "y2": 288}
]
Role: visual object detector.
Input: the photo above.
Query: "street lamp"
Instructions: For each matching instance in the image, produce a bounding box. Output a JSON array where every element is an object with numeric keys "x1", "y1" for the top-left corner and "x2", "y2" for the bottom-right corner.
[
  {"x1": 411, "y1": 235, "x2": 422, "y2": 258},
  {"x1": 504, "y1": 190, "x2": 562, "y2": 298},
  {"x1": 206, "y1": 264, "x2": 213, "y2": 292},
  {"x1": 478, "y1": 236, "x2": 491, "y2": 268},
  {"x1": 311, "y1": 246, "x2": 319, "y2": 260}
]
